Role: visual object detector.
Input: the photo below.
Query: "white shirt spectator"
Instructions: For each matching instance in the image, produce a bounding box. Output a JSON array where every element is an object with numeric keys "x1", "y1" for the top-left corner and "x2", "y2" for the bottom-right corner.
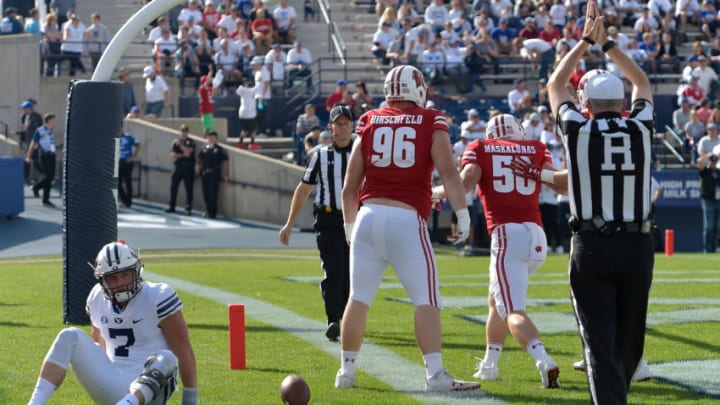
[
  {"x1": 696, "y1": 65, "x2": 719, "y2": 95},
  {"x1": 675, "y1": 0, "x2": 701, "y2": 17},
  {"x1": 254, "y1": 65, "x2": 271, "y2": 99},
  {"x1": 147, "y1": 25, "x2": 165, "y2": 43},
  {"x1": 507, "y1": 88, "x2": 531, "y2": 113},
  {"x1": 145, "y1": 75, "x2": 169, "y2": 103},
  {"x1": 273, "y1": 2, "x2": 297, "y2": 31},
  {"x1": 61, "y1": 21, "x2": 87, "y2": 53},
  {"x1": 154, "y1": 35, "x2": 178, "y2": 54},
  {"x1": 648, "y1": 0, "x2": 674, "y2": 17},
  {"x1": 522, "y1": 114, "x2": 544, "y2": 140},
  {"x1": 549, "y1": 3, "x2": 567, "y2": 27},
  {"x1": 213, "y1": 35, "x2": 239, "y2": 53},
  {"x1": 286, "y1": 46, "x2": 312, "y2": 65},
  {"x1": 372, "y1": 27, "x2": 396, "y2": 50},
  {"x1": 424, "y1": 1, "x2": 449, "y2": 28},
  {"x1": 460, "y1": 119, "x2": 486, "y2": 140},
  {"x1": 444, "y1": 41, "x2": 466, "y2": 68},
  {"x1": 236, "y1": 85, "x2": 258, "y2": 119},
  {"x1": 489, "y1": 0, "x2": 513, "y2": 19},
  {"x1": 633, "y1": 13, "x2": 660, "y2": 32},
  {"x1": 177, "y1": 7, "x2": 203, "y2": 27},
  {"x1": 453, "y1": 138, "x2": 469, "y2": 162},
  {"x1": 214, "y1": 47, "x2": 239, "y2": 75},
  {"x1": 419, "y1": 45, "x2": 445, "y2": 71},
  {"x1": 523, "y1": 38, "x2": 553, "y2": 54},
  {"x1": 264, "y1": 48, "x2": 287, "y2": 81}
]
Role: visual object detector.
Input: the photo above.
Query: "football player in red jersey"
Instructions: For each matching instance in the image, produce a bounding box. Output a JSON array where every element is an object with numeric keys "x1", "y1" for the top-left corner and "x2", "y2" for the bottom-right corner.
[
  {"x1": 336, "y1": 65, "x2": 480, "y2": 392},
  {"x1": 436, "y1": 113, "x2": 567, "y2": 388}
]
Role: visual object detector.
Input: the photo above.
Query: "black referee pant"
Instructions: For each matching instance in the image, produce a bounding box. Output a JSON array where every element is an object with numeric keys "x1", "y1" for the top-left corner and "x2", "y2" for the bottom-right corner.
[
  {"x1": 315, "y1": 211, "x2": 350, "y2": 325},
  {"x1": 570, "y1": 231, "x2": 654, "y2": 405}
]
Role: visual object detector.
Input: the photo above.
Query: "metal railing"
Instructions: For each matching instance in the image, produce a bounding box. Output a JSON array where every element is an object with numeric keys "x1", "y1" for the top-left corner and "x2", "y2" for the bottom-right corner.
[{"x1": 317, "y1": 0, "x2": 347, "y2": 67}]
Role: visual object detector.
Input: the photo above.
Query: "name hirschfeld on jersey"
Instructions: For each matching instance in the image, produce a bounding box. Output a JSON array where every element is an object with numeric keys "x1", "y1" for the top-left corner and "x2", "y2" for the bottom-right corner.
[
  {"x1": 369, "y1": 114, "x2": 424, "y2": 125},
  {"x1": 483, "y1": 143, "x2": 537, "y2": 154}
]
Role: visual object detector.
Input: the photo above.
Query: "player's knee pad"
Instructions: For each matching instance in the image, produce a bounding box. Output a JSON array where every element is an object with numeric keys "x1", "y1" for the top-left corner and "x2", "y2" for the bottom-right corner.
[
  {"x1": 130, "y1": 350, "x2": 178, "y2": 404},
  {"x1": 44, "y1": 327, "x2": 83, "y2": 367}
]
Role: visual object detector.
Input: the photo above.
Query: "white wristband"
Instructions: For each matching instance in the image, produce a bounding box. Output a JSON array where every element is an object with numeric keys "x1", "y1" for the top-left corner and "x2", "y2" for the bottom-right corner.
[{"x1": 540, "y1": 169, "x2": 554, "y2": 184}]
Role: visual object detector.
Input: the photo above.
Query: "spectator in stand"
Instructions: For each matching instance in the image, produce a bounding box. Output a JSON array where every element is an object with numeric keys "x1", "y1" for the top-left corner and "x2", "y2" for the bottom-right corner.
[
  {"x1": 518, "y1": 17, "x2": 540, "y2": 40},
  {"x1": 682, "y1": 71, "x2": 704, "y2": 106},
  {"x1": 568, "y1": 60, "x2": 586, "y2": 91},
  {"x1": 440, "y1": 20, "x2": 456, "y2": 42},
  {"x1": 176, "y1": 38, "x2": 201, "y2": 89},
  {"x1": 235, "y1": 76, "x2": 258, "y2": 148},
  {"x1": 606, "y1": 25, "x2": 630, "y2": 52},
  {"x1": 473, "y1": 28, "x2": 501, "y2": 75},
  {"x1": 214, "y1": 37, "x2": 243, "y2": 90},
  {"x1": 352, "y1": 81, "x2": 373, "y2": 113},
  {"x1": 202, "y1": 0, "x2": 221, "y2": 40},
  {"x1": 633, "y1": 6, "x2": 659, "y2": 33},
  {"x1": 460, "y1": 109, "x2": 486, "y2": 140},
  {"x1": 325, "y1": 80, "x2": 348, "y2": 112},
  {"x1": 183, "y1": 16, "x2": 204, "y2": 45},
  {"x1": 534, "y1": 79, "x2": 551, "y2": 110},
  {"x1": 698, "y1": 98, "x2": 713, "y2": 123},
  {"x1": 217, "y1": 4, "x2": 239, "y2": 34},
  {"x1": 251, "y1": 9, "x2": 273, "y2": 54},
  {"x1": 154, "y1": 27, "x2": 179, "y2": 69},
  {"x1": 696, "y1": 56, "x2": 719, "y2": 96},
  {"x1": 447, "y1": 0, "x2": 464, "y2": 23},
  {"x1": 60, "y1": 14, "x2": 88, "y2": 77},
  {"x1": 424, "y1": 0, "x2": 449, "y2": 34},
  {"x1": 273, "y1": 0, "x2": 296, "y2": 44},
  {"x1": 194, "y1": 28, "x2": 214, "y2": 76},
  {"x1": 708, "y1": 37, "x2": 720, "y2": 74},
  {"x1": 42, "y1": 14, "x2": 62, "y2": 77},
  {"x1": 147, "y1": 16, "x2": 170, "y2": 45},
  {"x1": 212, "y1": 26, "x2": 231, "y2": 52},
  {"x1": 639, "y1": 32, "x2": 659, "y2": 72},
  {"x1": 178, "y1": 0, "x2": 203, "y2": 27},
  {"x1": 142, "y1": 66, "x2": 171, "y2": 117},
  {"x1": 233, "y1": 24, "x2": 254, "y2": 53},
  {"x1": 508, "y1": 78, "x2": 531, "y2": 115},
  {"x1": 656, "y1": 30, "x2": 679, "y2": 72},
  {"x1": 126, "y1": 105, "x2": 141, "y2": 119},
  {"x1": 296, "y1": 104, "x2": 321, "y2": 139},
  {"x1": 675, "y1": 0, "x2": 701, "y2": 33},
  {"x1": 472, "y1": 8, "x2": 495, "y2": 33},
  {"x1": 24, "y1": 8, "x2": 41, "y2": 36},
  {"x1": 558, "y1": 26, "x2": 579, "y2": 50},
  {"x1": 85, "y1": 13, "x2": 111, "y2": 73},
  {"x1": 306, "y1": 129, "x2": 332, "y2": 157},
  {"x1": 252, "y1": 55, "x2": 271, "y2": 137},
  {"x1": 249, "y1": 0, "x2": 273, "y2": 21},
  {"x1": 117, "y1": 68, "x2": 136, "y2": 117},
  {"x1": 302, "y1": 126, "x2": 322, "y2": 156},
  {"x1": 397, "y1": 2, "x2": 420, "y2": 25},
  {"x1": 419, "y1": 41, "x2": 446, "y2": 85},
  {"x1": 548, "y1": 0, "x2": 567, "y2": 29},
  {"x1": 648, "y1": 0, "x2": 674, "y2": 20},
  {"x1": 489, "y1": 0, "x2": 513, "y2": 21},
  {"x1": 522, "y1": 112, "x2": 544, "y2": 140},
  {"x1": 682, "y1": 55, "x2": 701, "y2": 83},
  {"x1": 491, "y1": 17, "x2": 516, "y2": 56},
  {"x1": 685, "y1": 107, "x2": 706, "y2": 162},
  {"x1": 198, "y1": 66, "x2": 215, "y2": 132},
  {"x1": 522, "y1": 38, "x2": 555, "y2": 80},
  {"x1": 699, "y1": 121, "x2": 720, "y2": 161},
  {"x1": 444, "y1": 35, "x2": 471, "y2": 92},
  {"x1": 286, "y1": 40, "x2": 312, "y2": 90},
  {"x1": 50, "y1": 0, "x2": 75, "y2": 29},
  {"x1": 403, "y1": 24, "x2": 428, "y2": 66},
  {"x1": 264, "y1": 43, "x2": 287, "y2": 85},
  {"x1": 673, "y1": 96, "x2": 693, "y2": 136},
  {"x1": 699, "y1": 1, "x2": 717, "y2": 40},
  {"x1": 372, "y1": 21, "x2": 396, "y2": 65},
  {"x1": 538, "y1": 18, "x2": 561, "y2": 46},
  {"x1": 515, "y1": 0, "x2": 537, "y2": 19}
]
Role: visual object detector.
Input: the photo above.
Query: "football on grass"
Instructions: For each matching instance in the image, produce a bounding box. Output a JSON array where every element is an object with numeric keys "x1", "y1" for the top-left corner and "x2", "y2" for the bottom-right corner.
[{"x1": 279, "y1": 374, "x2": 311, "y2": 405}]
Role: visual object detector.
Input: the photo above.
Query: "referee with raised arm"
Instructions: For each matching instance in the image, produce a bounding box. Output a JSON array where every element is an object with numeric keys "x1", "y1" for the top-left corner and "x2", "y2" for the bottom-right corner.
[
  {"x1": 279, "y1": 105, "x2": 354, "y2": 341},
  {"x1": 546, "y1": 2, "x2": 654, "y2": 404}
]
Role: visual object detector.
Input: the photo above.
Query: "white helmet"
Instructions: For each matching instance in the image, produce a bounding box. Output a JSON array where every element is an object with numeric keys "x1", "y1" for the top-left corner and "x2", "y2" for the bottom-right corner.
[
  {"x1": 93, "y1": 241, "x2": 143, "y2": 305},
  {"x1": 383, "y1": 65, "x2": 427, "y2": 107},
  {"x1": 577, "y1": 69, "x2": 611, "y2": 106},
  {"x1": 486, "y1": 114, "x2": 526, "y2": 140}
]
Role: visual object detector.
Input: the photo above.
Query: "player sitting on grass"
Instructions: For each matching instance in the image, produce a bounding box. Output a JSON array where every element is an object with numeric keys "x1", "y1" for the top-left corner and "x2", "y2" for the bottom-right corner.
[{"x1": 28, "y1": 241, "x2": 198, "y2": 405}]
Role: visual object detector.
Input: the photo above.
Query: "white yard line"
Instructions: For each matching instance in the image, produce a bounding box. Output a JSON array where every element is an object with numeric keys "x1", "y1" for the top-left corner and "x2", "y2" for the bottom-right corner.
[{"x1": 144, "y1": 271, "x2": 506, "y2": 405}]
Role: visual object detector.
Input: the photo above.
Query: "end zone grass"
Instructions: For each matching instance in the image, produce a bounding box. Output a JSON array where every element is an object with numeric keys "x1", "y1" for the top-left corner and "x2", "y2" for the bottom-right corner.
[{"x1": 1, "y1": 249, "x2": 718, "y2": 404}]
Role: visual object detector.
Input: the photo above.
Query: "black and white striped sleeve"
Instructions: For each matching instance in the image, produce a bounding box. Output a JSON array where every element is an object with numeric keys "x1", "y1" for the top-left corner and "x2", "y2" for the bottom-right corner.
[{"x1": 302, "y1": 151, "x2": 320, "y2": 185}]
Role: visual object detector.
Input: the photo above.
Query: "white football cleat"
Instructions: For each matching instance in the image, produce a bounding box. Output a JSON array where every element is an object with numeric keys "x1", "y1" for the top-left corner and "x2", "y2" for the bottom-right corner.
[
  {"x1": 573, "y1": 359, "x2": 586, "y2": 372},
  {"x1": 334, "y1": 369, "x2": 355, "y2": 388},
  {"x1": 472, "y1": 359, "x2": 498, "y2": 380},
  {"x1": 425, "y1": 369, "x2": 481, "y2": 392},
  {"x1": 536, "y1": 359, "x2": 560, "y2": 389},
  {"x1": 631, "y1": 360, "x2": 652, "y2": 382}
]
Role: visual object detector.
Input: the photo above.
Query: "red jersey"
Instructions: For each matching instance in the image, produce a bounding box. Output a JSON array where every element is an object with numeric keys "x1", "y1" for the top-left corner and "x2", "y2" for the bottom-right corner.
[
  {"x1": 462, "y1": 138, "x2": 551, "y2": 232},
  {"x1": 203, "y1": 10, "x2": 222, "y2": 31},
  {"x1": 198, "y1": 85, "x2": 214, "y2": 114},
  {"x1": 325, "y1": 90, "x2": 343, "y2": 111},
  {"x1": 356, "y1": 106, "x2": 449, "y2": 219},
  {"x1": 683, "y1": 85, "x2": 703, "y2": 105},
  {"x1": 251, "y1": 18, "x2": 273, "y2": 36}
]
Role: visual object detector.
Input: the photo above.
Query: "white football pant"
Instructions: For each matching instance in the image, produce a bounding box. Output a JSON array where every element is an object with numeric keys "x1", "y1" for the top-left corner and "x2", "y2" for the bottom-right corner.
[
  {"x1": 489, "y1": 222, "x2": 547, "y2": 319},
  {"x1": 349, "y1": 204, "x2": 442, "y2": 308}
]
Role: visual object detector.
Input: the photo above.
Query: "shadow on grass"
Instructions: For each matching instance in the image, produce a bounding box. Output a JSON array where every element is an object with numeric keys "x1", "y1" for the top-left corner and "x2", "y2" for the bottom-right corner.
[
  {"x1": 246, "y1": 366, "x2": 295, "y2": 374},
  {"x1": 631, "y1": 380, "x2": 720, "y2": 400},
  {"x1": 188, "y1": 323, "x2": 321, "y2": 334},
  {"x1": 646, "y1": 327, "x2": 720, "y2": 352},
  {"x1": 0, "y1": 321, "x2": 31, "y2": 328}
]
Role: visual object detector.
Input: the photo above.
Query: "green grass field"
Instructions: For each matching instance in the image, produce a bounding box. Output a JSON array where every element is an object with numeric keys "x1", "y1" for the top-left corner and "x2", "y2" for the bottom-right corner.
[{"x1": 2, "y1": 249, "x2": 719, "y2": 404}]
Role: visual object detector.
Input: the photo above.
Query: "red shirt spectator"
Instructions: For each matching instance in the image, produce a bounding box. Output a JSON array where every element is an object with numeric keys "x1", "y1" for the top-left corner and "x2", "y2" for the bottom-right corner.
[
  {"x1": 251, "y1": 13, "x2": 273, "y2": 37},
  {"x1": 325, "y1": 80, "x2": 348, "y2": 111},
  {"x1": 202, "y1": 1, "x2": 222, "y2": 35},
  {"x1": 539, "y1": 23, "x2": 561, "y2": 45},
  {"x1": 518, "y1": 17, "x2": 540, "y2": 40},
  {"x1": 683, "y1": 78, "x2": 704, "y2": 106}
]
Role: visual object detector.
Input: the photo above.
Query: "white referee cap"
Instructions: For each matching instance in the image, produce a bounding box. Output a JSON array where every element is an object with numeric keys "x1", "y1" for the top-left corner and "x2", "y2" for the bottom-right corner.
[{"x1": 584, "y1": 72, "x2": 624, "y2": 100}]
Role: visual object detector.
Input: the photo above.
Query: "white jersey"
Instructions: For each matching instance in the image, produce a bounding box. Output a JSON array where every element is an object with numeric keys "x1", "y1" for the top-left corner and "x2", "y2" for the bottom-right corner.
[{"x1": 86, "y1": 281, "x2": 182, "y2": 373}]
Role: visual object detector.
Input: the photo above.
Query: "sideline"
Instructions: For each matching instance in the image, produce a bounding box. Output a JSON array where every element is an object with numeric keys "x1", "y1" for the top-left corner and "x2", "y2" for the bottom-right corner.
[{"x1": 144, "y1": 271, "x2": 506, "y2": 405}]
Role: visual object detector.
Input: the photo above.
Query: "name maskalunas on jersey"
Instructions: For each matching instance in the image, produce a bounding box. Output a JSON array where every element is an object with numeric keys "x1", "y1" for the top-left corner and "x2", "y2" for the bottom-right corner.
[
  {"x1": 356, "y1": 106, "x2": 449, "y2": 219},
  {"x1": 462, "y1": 138, "x2": 552, "y2": 232},
  {"x1": 86, "y1": 281, "x2": 182, "y2": 372}
]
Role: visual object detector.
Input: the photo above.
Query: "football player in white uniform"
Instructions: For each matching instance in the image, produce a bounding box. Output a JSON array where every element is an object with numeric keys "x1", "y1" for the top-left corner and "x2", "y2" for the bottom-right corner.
[{"x1": 28, "y1": 241, "x2": 198, "y2": 405}]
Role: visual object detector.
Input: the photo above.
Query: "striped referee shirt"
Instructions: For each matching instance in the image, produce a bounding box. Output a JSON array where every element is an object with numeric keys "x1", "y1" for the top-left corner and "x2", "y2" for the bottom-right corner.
[
  {"x1": 557, "y1": 99, "x2": 655, "y2": 222},
  {"x1": 302, "y1": 140, "x2": 353, "y2": 211}
]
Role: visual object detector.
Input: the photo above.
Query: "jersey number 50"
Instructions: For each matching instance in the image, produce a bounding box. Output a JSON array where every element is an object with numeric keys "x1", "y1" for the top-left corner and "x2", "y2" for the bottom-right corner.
[
  {"x1": 371, "y1": 127, "x2": 416, "y2": 168},
  {"x1": 493, "y1": 155, "x2": 536, "y2": 195}
]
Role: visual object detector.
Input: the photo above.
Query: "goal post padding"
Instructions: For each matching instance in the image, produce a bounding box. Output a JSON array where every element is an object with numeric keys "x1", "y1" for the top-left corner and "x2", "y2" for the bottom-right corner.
[{"x1": 62, "y1": 80, "x2": 123, "y2": 325}]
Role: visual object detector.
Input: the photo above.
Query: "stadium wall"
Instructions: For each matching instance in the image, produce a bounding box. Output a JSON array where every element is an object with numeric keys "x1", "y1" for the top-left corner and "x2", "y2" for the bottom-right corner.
[
  {"x1": 123, "y1": 118, "x2": 314, "y2": 228},
  {"x1": 0, "y1": 34, "x2": 40, "y2": 132}
]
